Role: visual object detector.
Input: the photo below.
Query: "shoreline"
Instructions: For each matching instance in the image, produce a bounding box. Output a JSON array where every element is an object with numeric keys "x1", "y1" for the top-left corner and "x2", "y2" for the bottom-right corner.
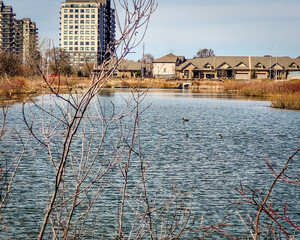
[{"x1": 1, "y1": 76, "x2": 300, "y2": 110}]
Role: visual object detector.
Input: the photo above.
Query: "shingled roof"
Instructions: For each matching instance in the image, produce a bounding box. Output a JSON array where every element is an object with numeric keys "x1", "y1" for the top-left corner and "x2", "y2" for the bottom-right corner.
[
  {"x1": 154, "y1": 53, "x2": 185, "y2": 63},
  {"x1": 117, "y1": 59, "x2": 142, "y2": 71},
  {"x1": 177, "y1": 56, "x2": 300, "y2": 71}
]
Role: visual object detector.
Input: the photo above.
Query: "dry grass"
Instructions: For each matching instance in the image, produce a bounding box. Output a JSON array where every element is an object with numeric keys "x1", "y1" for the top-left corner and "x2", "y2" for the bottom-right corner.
[
  {"x1": 105, "y1": 78, "x2": 180, "y2": 89},
  {"x1": 0, "y1": 76, "x2": 26, "y2": 98},
  {"x1": 270, "y1": 93, "x2": 300, "y2": 110},
  {"x1": 224, "y1": 80, "x2": 300, "y2": 96},
  {"x1": 224, "y1": 80, "x2": 300, "y2": 110}
]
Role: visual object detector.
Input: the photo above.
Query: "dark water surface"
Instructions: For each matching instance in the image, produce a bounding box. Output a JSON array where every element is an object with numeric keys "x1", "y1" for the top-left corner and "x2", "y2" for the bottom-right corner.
[{"x1": 1, "y1": 90, "x2": 300, "y2": 239}]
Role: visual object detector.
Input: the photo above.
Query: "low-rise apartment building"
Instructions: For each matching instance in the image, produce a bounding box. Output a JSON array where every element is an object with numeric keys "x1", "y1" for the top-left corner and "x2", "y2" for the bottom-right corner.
[{"x1": 153, "y1": 54, "x2": 300, "y2": 80}]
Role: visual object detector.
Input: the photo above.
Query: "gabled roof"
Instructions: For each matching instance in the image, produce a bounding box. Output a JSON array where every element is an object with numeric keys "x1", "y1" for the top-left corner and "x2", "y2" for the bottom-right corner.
[
  {"x1": 177, "y1": 56, "x2": 300, "y2": 71},
  {"x1": 236, "y1": 62, "x2": 248, "y2": 68},
  {"x1": 117, "y1": 59, "x2": 142, "y2": 71},
  {"x1": 154, "y1": 53, "x2": 184, "y2": 63}
]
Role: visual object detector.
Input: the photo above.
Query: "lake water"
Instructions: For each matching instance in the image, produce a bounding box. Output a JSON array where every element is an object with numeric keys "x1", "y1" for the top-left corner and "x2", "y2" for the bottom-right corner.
[{"x1": 1, "y1": 90, "x2": 300, "y2": 239}]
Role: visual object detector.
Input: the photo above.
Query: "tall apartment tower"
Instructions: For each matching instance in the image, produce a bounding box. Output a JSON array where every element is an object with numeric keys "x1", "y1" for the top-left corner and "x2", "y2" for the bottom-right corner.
[
  {"x1": 0, "y1": 1, "x2": 38, "y2": 64},
  {"x1": 21, "y1": 18, "x2": 39, "y2": 64},
  {"x1": 60, "y1": 0, "x2": 115, "y2": 67},
  {"x1": 0, "y1": 1, "x2": 16, "y2": 52}
]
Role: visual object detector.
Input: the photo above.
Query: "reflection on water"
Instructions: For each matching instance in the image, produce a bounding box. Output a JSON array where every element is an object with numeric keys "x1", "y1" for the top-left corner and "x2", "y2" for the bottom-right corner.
[{"x1": 1, "y1": 90, "x2": 300, "y2": 239}]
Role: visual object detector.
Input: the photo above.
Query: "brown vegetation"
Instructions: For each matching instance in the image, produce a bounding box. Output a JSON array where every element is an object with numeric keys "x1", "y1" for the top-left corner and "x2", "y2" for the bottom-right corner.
[
  {"x1": 224, "y1": 80, "x2": 300, "y2": 110},
  {"x1": 270, "y1": 93, "x2": 300, "y2": 110},
  {"x1": 0, "y1": 76, "x2": 26, "y2": 98}
]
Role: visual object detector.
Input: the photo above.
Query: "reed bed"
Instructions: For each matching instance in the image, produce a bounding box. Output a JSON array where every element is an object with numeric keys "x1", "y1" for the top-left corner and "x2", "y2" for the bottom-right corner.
[
  {"x1": 270, "y1": 93, "x2": 300, "y2": 110},
  {"x1": 0, "y1": 76, "x2": 26, "y2": 98},
  {"x1": 224, "y1": 80, "x2": 300, "y2": 110}
]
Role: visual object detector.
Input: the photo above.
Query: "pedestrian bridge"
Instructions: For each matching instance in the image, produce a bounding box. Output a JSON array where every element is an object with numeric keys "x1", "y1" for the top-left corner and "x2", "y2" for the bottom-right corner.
[{"x1": 177, "y1": 82, "x2": 192, "y2": 89}]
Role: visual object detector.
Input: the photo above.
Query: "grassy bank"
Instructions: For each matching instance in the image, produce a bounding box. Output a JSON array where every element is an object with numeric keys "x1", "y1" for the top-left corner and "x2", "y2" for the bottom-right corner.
[
  {"x1": 1, "y1": 76, "x2": 300, "y2": 110},
  {"x1": 224, "y1": 80, "x2": 300, "y2": 110},
  {"x1": 0, "y1": 76, "x2": 91, "y2": 100}
]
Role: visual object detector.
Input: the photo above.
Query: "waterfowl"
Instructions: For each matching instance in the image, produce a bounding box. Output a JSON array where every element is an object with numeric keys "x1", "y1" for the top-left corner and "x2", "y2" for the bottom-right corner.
[
  {"x1": 182, "y1": 118, "x2": 189, "y2": 122},
  {"x1": 218, "y1": 134, "x2": 223, "y2": 139}
]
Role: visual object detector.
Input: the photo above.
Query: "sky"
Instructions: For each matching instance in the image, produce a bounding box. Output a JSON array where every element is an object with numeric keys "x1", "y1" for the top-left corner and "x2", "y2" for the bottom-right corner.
[{"x1": 5, "y1": 0, "x2": 300, "y2": 61}]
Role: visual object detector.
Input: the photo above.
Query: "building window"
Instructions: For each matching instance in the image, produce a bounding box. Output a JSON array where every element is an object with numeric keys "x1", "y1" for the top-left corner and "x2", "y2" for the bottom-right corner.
[
  {"x1": 69, "y1": 36, "x2": 73, "y2": 40},
  {"x1": 69, "y1": 31, "x2": 73, "y2": 34},
  {"x1": 91, "y1": 15, "x2": 95, "y2": 18},
  {"x1": 75, "y1": 9, "x2": 79, "y2": 13},
  {"x1": 86, "y1": 20, "x2": 90, "y2": 24},
  {"x1": 69, "y1": 41, "x2": 73, "y2": 45},
  {"x1": 80, "y1": 9, "x2": 84, "y2": 13},
  {"x1": 86, "y1": 42, "x2": 89, "y2": 45},
  {"x1": 64, "y1": 14, "x2": 68, "y2": 18},
  {"x1": 80, "y1": 47, "x2": 84, "y2": 51},
  {"x1": 75, "y1": 14, "x2": 79, "y2": 18},
  {"x1": 91, "y1": 25, "x2": 95, "y2": 29},
  {"x1": 64, "y1": 9, "x2": 68, "y2": 13},
  {"x1": 75, "y1": 41, "x2": 78, "y2": 45},
  {"x1": 80, "y1": 31, "x2": 84, "y2": 34},
  {"x1": 69, "y1": 25, "x2": 73, "y2": 29},
  {"x1": 64, "y1": 30, "x2": 68, "y2": 34},
  {"x1": 85, "y1": 31, "x2": 90, "y2": 35},
  {"x1": 80, "y1": 25, "x2": 84, "y2": 29},
  {"x1": 91, "y1": 9, "x2": 95, "y2": 13},
  {"x1": 64, "y1": 36, "x2": 68, "y2": 40},
  {"x1": 80, "y1": 36, "x2": 84, "y2": 40},
  {"x1": 91, "y1": 47, "x2": 95, "y2": 51},
  {"x1": 91, "y1": 20, "x2": 95, "y2": 24},
  {"x1": 80, "y1": 14, "x2": 84, "y2": 18},
  {"x1": 64, "y1": 25, "x2": 68, "y2": 29},
  {"x1": 75, "y1": 25, "x2": 79, "y2": 29},
  {"x1": 69, "y1": 14, "x2": 73, "y2": 18},
  {"x1": 75, "y1": 36, "x2": 79, "y2": 40},
  {"x1": 70, "y1": 9, "x2": 73, "y2": 13},
  {"x1": 64, "y1": 41, "x2": 68, "y2": 45},
  {"x1": 86, "y1": 15, "x2": 90, "y2": 18},
  {"x1": 85, "y1": 47, "x2": 89, "y2": 51},
  {"x1": 69, "y1": 47, "x2": 73, "y2": 50},
  {"x1": 80, "y1": 42, "x2": 84, "y2": 45},
  {"x1": 86, "y1": 9, "x2": 90, "y2": 13},
  {"x1": 64, "y1": 20, "x2": 68, "y2": 24},
  {"x1": 80, "y1": 20, "x2": 84, "y2": 24},
  {"x1": 75, "y1": 31, "x2": 78, "y2": 34},
  {"x1": 91, "y1": 42, "x2": 95, "y2": 45},
  {"x1": 75, "y1": 20, "x2": 79, "y2": 24}
]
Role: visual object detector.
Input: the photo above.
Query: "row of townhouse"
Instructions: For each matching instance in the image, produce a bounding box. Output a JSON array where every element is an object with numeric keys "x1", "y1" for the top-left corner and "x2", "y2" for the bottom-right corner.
[
  {"x1": 0, "y1": 1, "x2": 38, "y2": 64},
  {"x1": 152, "y1": 53, "x2": 300, "y2": 80}
]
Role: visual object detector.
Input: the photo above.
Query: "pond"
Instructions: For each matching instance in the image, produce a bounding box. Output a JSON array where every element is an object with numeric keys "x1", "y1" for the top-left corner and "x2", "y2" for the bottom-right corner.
[{"x1": 1, "y1": 90, "x2": 300, "y2": 239}]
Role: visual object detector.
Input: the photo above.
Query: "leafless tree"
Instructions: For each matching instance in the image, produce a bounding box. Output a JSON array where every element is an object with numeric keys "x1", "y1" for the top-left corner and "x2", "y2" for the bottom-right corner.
[
  {"x1": 1, "y1": 1, "x2": 234, "y2": 239},
  {"x1": 195, "y1": 48, "x2": 215, "y2": 58},
  {"x1": 0, "y1": 105, "x2": 25, "y2": 232},
  {"x1": 232, "y1": 148, "x2": 300, "y2": 239}
]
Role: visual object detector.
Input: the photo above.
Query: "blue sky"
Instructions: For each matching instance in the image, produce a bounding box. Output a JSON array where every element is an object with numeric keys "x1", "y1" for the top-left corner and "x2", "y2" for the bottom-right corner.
[{"x1": 5, "y1": 0, "x2": 300, "y2": 60}]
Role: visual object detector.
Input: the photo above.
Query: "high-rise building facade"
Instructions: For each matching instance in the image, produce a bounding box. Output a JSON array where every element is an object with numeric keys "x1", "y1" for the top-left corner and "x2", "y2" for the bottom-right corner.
[
  {"x1": 0, "y1": 1, "x2": 38, "y2": 64},
  {"x1": 0, "y1": 1, "x2": 16, "y2": 52},
  {"x1": 60, "y1": 0, "x2": 115, "y2": 67}
]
